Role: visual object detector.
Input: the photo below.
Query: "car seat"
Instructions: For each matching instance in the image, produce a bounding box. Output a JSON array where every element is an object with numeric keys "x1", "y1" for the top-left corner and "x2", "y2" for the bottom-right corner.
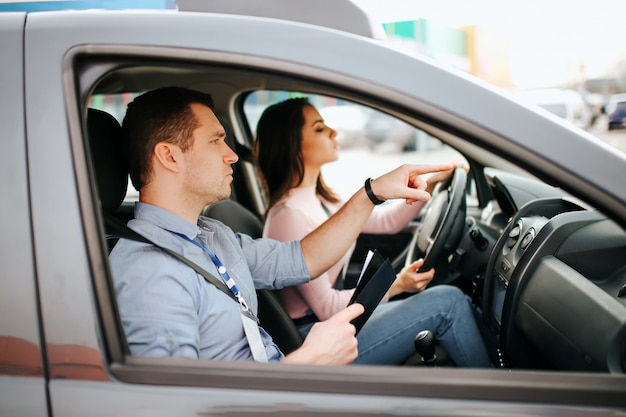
[
  {"x1": 86, "y1": 108, "x2": 131, "y2": 252},
  {"x1": 87, "y1": 108, "x2": 127, "y2": 221},
  {"x1": 87, "y1": 107, "x2": 304, "y2": 356},
  {"x1": 202, "y1": 115, "x2": 304, "y2": 355},
  {"x1": 203, "y1": 200, "x2": 304, "y2": 355}
]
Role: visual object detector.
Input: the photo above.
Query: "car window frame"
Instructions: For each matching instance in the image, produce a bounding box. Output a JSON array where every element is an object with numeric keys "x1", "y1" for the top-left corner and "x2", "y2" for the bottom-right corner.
[{"x1": 68, "y1": 45, "x2": 626, "y2": 409}]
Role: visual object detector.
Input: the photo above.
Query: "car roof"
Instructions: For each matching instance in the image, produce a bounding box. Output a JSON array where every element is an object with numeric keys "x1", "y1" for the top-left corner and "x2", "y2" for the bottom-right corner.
[
  {"x1": 177, "y1": 0, "x2": 387, "y2": 40},
  {"x1": 2, "y1": 0, "x2": 386, "y2": 41}
]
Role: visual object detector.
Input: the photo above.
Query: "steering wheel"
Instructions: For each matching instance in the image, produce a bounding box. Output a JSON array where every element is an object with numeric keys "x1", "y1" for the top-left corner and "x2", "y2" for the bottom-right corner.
[{"x1": 405, "y1": 167, "x2": 467, "y2": 272}]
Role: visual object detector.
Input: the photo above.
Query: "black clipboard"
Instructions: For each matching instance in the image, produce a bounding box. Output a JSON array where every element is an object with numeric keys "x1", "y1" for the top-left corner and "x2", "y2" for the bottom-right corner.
[{"x1": 348, "y1": 249, "x2": 397, "y2": 334}]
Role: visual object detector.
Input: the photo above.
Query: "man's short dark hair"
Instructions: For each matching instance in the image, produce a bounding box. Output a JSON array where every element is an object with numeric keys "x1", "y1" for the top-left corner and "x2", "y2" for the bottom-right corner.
[{"x1": 122, "y1": 86, "x2": 215, "y2": 190}]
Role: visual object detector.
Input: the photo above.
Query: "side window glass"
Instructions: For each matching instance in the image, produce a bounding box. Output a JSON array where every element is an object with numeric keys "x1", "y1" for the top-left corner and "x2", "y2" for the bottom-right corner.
[{"x1": 244, "y1": 91, "x2": 466, "y2": 200}]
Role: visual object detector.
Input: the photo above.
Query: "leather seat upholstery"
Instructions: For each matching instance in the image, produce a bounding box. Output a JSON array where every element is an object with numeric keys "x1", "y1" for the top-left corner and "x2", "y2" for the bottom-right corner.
[{"x1": 87, "y1": 108, "x2": 128, "y2": 216}]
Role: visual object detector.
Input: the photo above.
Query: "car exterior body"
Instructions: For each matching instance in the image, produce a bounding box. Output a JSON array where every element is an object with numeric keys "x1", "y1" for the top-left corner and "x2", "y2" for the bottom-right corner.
[
  {"x1": 513, "y1": 88, "x2": 593, "y2": 131},
  {"x1": 1, "y1": 5, "x2": 625, "y2": 417}
]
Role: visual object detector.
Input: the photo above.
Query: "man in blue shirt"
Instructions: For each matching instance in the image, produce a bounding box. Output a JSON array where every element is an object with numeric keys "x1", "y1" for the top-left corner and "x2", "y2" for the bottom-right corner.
[{"x1": 110, "y1": 86, "x2": 452, "y2": 364}]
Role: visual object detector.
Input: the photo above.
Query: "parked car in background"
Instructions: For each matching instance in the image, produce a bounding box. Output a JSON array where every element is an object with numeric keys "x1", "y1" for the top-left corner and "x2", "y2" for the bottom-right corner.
[
  {"x1": 606, "y1": 93, "x2": 626, "y2": 130},
  {"x1": 1, "y1": 2, "x2": 625, "y2": 416},
  {"x1": 317, "y1": 103, "x2": 432, "y2": 152}
]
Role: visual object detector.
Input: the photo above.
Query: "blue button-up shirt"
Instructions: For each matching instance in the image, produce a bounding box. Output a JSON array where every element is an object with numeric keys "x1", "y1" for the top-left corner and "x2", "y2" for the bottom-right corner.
[{"x1": 109, "y1": 202, "x2": 310, "y2": 362}]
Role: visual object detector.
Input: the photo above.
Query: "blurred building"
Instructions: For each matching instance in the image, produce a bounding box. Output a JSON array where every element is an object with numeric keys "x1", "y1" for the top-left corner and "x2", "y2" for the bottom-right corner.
[
  {"x1": 462, "y1": 25, "x2": 513, "y2": 89},
  {"x1": 383, "y1": 19, "x2": 470, "y2": 72},
  {"x1": 383, "y1": 19, "x2": 513, "y2": 89},
  {"x1": 382, "y1": 17, "x2": 626, "y2": 103}
]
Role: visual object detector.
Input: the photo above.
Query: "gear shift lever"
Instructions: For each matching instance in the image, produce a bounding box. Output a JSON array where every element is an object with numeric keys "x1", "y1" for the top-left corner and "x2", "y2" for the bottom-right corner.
[{"x1": 414, "y1": 330, "x2": 437, "y2": 366}]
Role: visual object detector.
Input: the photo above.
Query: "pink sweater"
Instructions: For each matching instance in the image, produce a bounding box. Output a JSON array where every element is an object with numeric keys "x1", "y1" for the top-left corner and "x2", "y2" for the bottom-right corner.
[{"x1": 263, "y1": 186, "x2": 425, "y2": 321}]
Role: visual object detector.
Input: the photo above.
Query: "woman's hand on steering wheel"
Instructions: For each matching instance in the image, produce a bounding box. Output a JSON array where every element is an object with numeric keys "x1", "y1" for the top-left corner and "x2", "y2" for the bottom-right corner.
[
  {"x1": 406, "y1": 166, "x2": 468, "y2": 273},
  {"x1": 387, "y1": 258, "x2": 435, "y2": 298}
]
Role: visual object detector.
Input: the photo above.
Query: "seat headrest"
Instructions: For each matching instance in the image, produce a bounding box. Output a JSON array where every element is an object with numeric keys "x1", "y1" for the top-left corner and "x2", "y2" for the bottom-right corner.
[
  {"x1": 202, "y1": 199, "x2": 263, "y2": 238},
  {"x1": 87, "y1": 108, "x2": 128, "y2": 215}
]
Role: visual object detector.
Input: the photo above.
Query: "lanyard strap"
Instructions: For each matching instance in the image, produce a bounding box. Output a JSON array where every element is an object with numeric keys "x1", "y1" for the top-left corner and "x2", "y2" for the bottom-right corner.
[
  {"x1": 106, "y1": 216, "x2": 235, "y2": 302},
  {"x1": 170, "y1": 231, "x2": 268, "y2": 363},
  {"x1": 106, "y1": 216, "x2": 268, "y2": 362},
  {"x1": 171, "y1": 232, "x2": 251, "y2": 312}
]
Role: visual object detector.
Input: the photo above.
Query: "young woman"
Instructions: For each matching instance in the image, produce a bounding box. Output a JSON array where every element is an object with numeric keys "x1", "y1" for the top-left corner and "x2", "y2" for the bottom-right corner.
[{"x1": 255, "y1": 97, "x2": 491, "y2": 367}]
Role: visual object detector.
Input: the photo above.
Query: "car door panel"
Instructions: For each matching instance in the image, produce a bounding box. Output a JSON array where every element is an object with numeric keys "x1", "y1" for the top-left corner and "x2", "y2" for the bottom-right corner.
[
  {"x1": 0, "y1": 12, "x2": 48, "y2": 417},
  {"x1": 13, "y1": 10, "x2": 626, "y2": 416}
]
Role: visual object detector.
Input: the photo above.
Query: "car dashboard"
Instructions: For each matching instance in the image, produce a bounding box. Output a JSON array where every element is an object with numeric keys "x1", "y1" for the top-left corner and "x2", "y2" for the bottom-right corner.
[{"x1": 456, "y1": 169, "x2": 626, "y2": 373}]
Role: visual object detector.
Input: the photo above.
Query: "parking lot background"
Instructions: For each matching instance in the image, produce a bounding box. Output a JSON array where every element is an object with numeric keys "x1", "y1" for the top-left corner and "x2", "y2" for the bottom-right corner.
[{"x1": 323, "y1": 114, "x2": 625, "y2": 199}]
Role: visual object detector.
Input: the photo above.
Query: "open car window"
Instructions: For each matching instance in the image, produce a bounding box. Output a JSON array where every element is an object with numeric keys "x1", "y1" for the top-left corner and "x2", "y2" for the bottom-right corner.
[
  {"x1": 244, "y1": 91, "x2": 469, "y2": 201},
  {"x1": 68, "y1": 33, "x2": 625, "y2": 414}
]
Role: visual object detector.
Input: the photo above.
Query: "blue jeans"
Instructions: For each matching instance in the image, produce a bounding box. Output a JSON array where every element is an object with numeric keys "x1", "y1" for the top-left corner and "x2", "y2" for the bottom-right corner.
[{"x1": 297, "y1": 285, "x2": 491, "y2": 367}]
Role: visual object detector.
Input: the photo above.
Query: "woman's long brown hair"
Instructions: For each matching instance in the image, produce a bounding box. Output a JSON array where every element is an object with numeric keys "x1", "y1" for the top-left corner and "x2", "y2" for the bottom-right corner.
[{"x1": 255, "y1": 97, "x2": 339, "y2": 215}]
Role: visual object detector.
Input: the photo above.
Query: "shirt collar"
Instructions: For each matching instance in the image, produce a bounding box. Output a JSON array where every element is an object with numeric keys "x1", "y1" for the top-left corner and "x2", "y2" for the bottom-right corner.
[{"x1": 134, "y1": 202, "x2": 201, "y2": 240}]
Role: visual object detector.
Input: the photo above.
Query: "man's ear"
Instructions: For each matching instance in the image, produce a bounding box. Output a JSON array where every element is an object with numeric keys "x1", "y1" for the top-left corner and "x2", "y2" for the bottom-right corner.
[{"x1": 153, "y1": 142, "x2": 181, "y2": 173}]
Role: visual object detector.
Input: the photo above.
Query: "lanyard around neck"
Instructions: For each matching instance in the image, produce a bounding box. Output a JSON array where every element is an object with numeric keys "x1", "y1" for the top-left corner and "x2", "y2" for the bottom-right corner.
[
  {"x1": 171, "y1": 230, "x2": 269, "y2": 363},
  {"x1": 107, "y1": 216, "x2": 268, "y2": 362},
  {"x1": 171, "y1": 231, "x2": 250, "y2": 312}
]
